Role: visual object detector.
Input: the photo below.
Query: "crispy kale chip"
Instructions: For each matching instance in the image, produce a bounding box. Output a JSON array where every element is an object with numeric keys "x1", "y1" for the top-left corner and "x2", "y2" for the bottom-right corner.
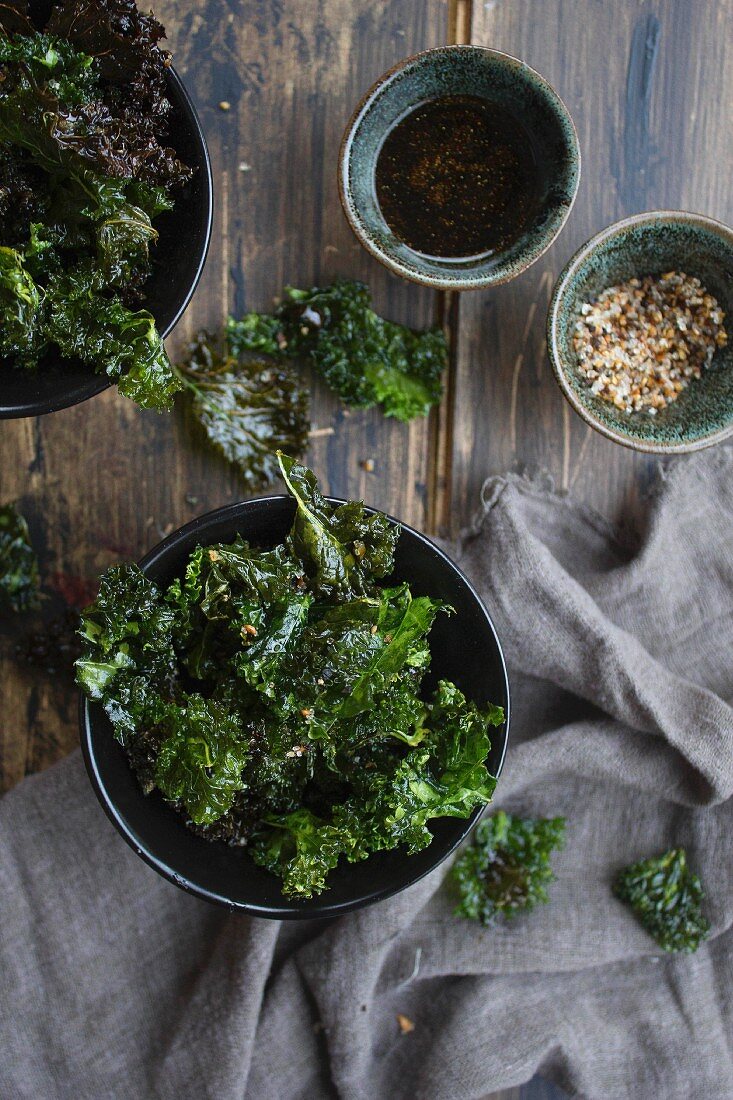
[
  {"x1": 0, "y1": 4, "x2": 189, "y2": 408},
  {"x1": 76, "y1": 456, "x2": 505, "y2": 899},
  {"x1": 229, "y1": 280, "x2": 447, "y2": 421},
  {"x1": 0, "y1": 501, "x2": 40, "y2": 612},
  {"x1": 176, "y1": 330, "x2": 310, "y2": 490},
  {"x1": 614, "y1": 847, "x2": 710, "y2": 954},
  {"x1": 1, "y1": 1, "x2": 189, "y2": 187},
  {"x1": 279, "y1": 451, "x2": 398, "y2": 598},
  {"x1": 453, "y1": 810, "x2": 566, "y2": 925}
]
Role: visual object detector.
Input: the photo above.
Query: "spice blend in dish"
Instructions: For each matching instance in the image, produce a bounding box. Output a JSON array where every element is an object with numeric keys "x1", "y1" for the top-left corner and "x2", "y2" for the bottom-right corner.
[
  {"x1": 573, "y1": 272, "x2": 728, "y2": 415},
  {"x1": 76, "y1": 454, "x2": 504, "y2": 900}
]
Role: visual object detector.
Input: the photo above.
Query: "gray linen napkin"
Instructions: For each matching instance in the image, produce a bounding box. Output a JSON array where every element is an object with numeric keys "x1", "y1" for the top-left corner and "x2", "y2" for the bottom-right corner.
[{"x1": 2, "y1": 448, "x2": 732, "y2": 1100}]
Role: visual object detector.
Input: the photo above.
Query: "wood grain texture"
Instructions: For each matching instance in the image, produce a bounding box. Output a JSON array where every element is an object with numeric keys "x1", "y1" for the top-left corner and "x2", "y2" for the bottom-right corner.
[
  {"x1": 444, "y1": 0, "x2": 733, "y2": 536},
  {"x1": 0, "y1": 0, "x2": 448, "y2": 793}
]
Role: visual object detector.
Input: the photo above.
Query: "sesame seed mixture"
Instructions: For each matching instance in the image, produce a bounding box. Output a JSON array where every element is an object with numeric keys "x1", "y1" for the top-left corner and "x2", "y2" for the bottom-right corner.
[{"x1": 573, "y1": 272, "x2": 728, "y2": 415}]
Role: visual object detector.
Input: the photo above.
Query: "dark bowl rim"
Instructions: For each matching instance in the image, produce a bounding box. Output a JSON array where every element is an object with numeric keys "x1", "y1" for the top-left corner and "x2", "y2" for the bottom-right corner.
[
  {"x1": 338, "y1": 43, "x2": 581, "y2": 291},
  {"x1": 546, "y1": 209, "x2": 733, "y2": 454},
  {"x1": 79, "y1": 494, "x2": 511, "y2": 919},
  {"x1": 0, "y1": 63, "x2": 214, "y2": 420}
]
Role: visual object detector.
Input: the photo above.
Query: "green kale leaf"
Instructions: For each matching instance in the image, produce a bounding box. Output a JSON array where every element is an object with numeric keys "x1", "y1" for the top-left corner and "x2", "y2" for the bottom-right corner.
[
  {"x1": 614, "y1": 847, "x2": 710, "y2": 954},
  {"x1": 176, "y1": 329, "x2": 310, "y2": 489},
  {"x1": 76, "y1": 563, "x2": 178, "y2": 729},
  {"x1": 155, "y1": 696, "x2": 248, "y2": 824},
  {"x1": 453, "y1": 809, "x2": 566, "y2": 925},
  {"x1": 278, "y1": 451, "x2": 398, "y2": 597},
  {"x1": 228, "y1": 280, "x2": 447, "y2": 421},
  {"x1": 46, "y1": 264, "x2": 179, "y2": 409},
  {"x1": 0, "y1": 502, "x2": 40, "y2": 612},
  {"x1": 0, "y1": 245, "x2": 43, "y2": 363},
  {"x1": 250, "y1": 808, "x2": 366, "y2": 899}
]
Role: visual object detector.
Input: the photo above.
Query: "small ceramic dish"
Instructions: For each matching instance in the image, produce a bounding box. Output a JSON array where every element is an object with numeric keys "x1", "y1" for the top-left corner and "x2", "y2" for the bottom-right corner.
[
  {"x1": 339, "y1": 45, "x2": 580, "y2": 290},
  {"x1": 547, "y1": 211, "x2": 733, "y2": 453},
  {"x1": 0, "y1": 65, "x2": 213, "y2": 419},
  {"x1": 80, "y1": 496, "x2": 510, "y2": 919}
]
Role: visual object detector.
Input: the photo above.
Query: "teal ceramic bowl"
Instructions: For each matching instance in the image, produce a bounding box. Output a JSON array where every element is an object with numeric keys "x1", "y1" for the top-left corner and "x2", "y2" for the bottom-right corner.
[
  {"x1": 548, "y1": 211, "x2": 733, "y2": 453},
  {"x1": 338, "y1": 45, "x2": 580, "y2": 290}
]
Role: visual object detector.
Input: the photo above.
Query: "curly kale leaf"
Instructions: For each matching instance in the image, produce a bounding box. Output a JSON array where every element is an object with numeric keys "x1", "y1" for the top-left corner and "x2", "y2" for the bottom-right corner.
[
  {"x1": 76, "y1": 564, "x2": 177, "y2": 710},
  {"x1": 453, "y1": 810, "x2": 566, "y2": 925},
  {"x1": 0, "y1": 502, "x2": 40, "y2": 612},
  {"x1": 0, "y1": 245, "x2": 43, "y2": 363},
  {"x1": 176, "y1": 330, "x2": 310, "y2": 490},
  {"x1": 155, "y1": 696, "x2": 248, "y2": 825},
  {"x1": 167, "y1": 538, "x2": 305, "y2": 681},
  {"x1": 278, "y1": 451, "x2": 398, "y2": 597},
  {"x1": 350, "y1": 681, "x2": 501, "y2": 854},
  {"x1": 0, "y1": 12, "x2": 190, "y2": 188},
  {"x1": 614, "y1": 847, "x2": 710, "y2": 954},
  {"x1": 229, "y1": 280, "x2": 447, "y2": 421},
  {"x1": 250, "y1": 808, "x2": 368, "y2": 899}
]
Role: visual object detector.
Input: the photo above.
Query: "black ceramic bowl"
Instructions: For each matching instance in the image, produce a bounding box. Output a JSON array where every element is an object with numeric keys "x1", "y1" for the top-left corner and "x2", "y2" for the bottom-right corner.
[
  {"x1": 80, "y1": 497, "x2": 510, "y2": 919},
  {"x1": 0, "y1": 66, "x2": 213, "y2": 419}
]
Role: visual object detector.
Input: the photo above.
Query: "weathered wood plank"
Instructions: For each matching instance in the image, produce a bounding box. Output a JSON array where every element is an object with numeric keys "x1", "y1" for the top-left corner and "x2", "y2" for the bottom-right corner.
[
  {"x1": 0, "y1": 0, "x2": 448, "y2": 792},
  {"x1": 444, "y1": 0, "x2": 733, "y2": 536}
]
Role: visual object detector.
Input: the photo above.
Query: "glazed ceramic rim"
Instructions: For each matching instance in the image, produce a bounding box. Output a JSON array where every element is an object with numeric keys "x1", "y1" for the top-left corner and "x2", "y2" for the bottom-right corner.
[
  {"x1": 338, "y1": 44, "x2": 581, "y2": 290},
  {"x1": 79, "y1": 495, "x2": 511, "y2": 919},
  {"x1": 547, "y1": 210, "x2": 733, "y2": 454},
  {"x1": 0, "y1": 65, "x2": 214, "y2": 419}
]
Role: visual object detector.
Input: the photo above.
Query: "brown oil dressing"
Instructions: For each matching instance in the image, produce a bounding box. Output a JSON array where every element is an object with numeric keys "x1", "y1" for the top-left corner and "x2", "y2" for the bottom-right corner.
[{"x1": 375, "y1": 95, "x2": 543, "y2": 260}]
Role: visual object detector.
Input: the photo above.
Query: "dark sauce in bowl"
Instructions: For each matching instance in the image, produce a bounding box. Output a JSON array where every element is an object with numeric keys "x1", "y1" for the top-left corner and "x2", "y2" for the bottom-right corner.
[{"x1": 375, "y1": 94, "x2": 544, "y2": 260}]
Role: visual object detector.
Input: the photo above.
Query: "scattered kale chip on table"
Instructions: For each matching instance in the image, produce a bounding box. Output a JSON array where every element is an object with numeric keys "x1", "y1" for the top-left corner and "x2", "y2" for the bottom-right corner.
[
  {"x1": 0, "y1": 501, "x2": 40, "y2": 612},
  {"x1": 614, "y1": 847, "x2": 710, "y2": 954},
  {"x1": 176, "y1": 327, "x2": 310, "y2": 490},
  {"x1": 76, "y1": 453, "x2": 504, "y2": 899},
  {"x1": 0, "y1": 0, "x2": 191, "y2": 408},
  {"x1": 230, "y1": 280, "x2": 448, "y2": 421},
  {"x1": 453, "y1": 810, "x2": 566, "y2": 925}
]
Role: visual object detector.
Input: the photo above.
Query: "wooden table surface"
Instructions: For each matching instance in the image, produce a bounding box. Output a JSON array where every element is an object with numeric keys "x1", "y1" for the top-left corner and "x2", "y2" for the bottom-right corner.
[{"x1": 1, "y1": 2, "x2": 730, "y2": 1094}]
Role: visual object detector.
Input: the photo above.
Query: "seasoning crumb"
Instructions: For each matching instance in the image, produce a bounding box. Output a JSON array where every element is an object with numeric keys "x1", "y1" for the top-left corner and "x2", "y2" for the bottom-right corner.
[
  {"x1": 208, "y1": 549, "x2": 220, "y2": 561},
  {"x1": 396, "y1": 1014, "x2": 415, "y2": 1034},
  {"x1": 218, "y1": 100, "x2": 231, "y2": 111},
  {"x1": 573, "y1": 271, "x2": 727, "y2": 415},
  {"x1": 241, "y1": 624, "x2": 258, "y2": 638},
  {"x1": 361, "y1": 458, "x2": 375, "y2": 473}
]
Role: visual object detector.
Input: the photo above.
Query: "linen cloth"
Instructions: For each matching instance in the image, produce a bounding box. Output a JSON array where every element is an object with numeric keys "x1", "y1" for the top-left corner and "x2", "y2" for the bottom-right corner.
[{"x1": 2, "y1": 448, "x2": 732, "y2": 1100}]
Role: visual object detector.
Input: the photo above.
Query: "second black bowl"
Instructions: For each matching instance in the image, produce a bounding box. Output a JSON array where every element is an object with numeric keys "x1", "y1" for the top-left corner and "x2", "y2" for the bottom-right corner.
[
  {"x1": 0, "y1": 65, "x2": 213, "y2": 419},
  {"x1": 80, "y1": 496, "x2": 510, "y2": 919}
]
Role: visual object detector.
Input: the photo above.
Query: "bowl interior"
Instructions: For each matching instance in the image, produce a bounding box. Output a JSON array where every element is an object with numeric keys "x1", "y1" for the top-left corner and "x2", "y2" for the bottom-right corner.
[
  {"x1": 551, "y1": 215, "x2": 733, "y2": 450},
  {"x1": 341, "y1": 45, "x2": 579, "y2": 288},
  {"x1": 81, "y1": 497, "x2": 510, "y2": 919},
  {"x1": 0, "y1": 66, "x2": 213, "y2": 418}
]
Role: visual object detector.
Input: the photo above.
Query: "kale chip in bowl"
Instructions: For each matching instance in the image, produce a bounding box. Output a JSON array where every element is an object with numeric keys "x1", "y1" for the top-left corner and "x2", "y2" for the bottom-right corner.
[
  {"x1": 78, "y1": 456, "x2": 510, "y2": 917},
  {"x1": 0, "y1": 0, "x2": 213, "y2": 418}
]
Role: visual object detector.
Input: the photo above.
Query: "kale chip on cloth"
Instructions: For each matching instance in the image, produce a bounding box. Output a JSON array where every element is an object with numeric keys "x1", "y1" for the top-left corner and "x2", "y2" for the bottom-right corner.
[{"x1": 76, "y1": 454, "x2": 504, "y2": 898}]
